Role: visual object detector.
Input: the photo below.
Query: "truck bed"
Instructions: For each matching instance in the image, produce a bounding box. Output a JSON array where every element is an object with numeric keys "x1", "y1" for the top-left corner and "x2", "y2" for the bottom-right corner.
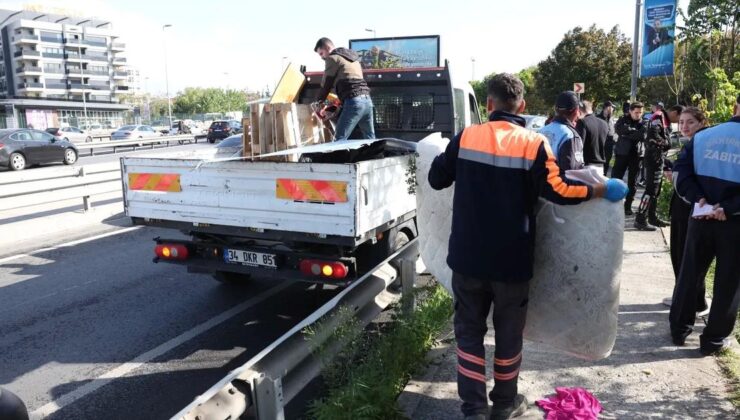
[{"x1": 121, "y1": 154, "x2": 415, "y2": 243}]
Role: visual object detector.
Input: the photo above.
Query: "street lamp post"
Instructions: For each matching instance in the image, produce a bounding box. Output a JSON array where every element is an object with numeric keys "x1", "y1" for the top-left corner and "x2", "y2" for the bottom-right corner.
[
  {"x1": 162, "y1": 24, "x2": 173, "y2": 128},
  {"x1": 365, "y1": 28, "x2": 376, "y2": 38},
  {"x1": 471, "y1": 57, "x2": 476, "y2": 81},
  {"x1": 630, "y1": 0, "x2": 641, "y2": 101}
]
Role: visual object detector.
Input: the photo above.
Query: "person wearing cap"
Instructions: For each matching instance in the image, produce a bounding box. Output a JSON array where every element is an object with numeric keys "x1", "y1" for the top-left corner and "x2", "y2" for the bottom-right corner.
[
  {"x1": 428, "y1": 73, "x2": 629, "y2": 420},
  {"x1": 634, "y1": 102, "x2": 672, "y2": 230},
  {"x1": 597, "y1": 101, "x2": 617, "y2": 176},
  {"x1": 669, "y1": 94, "x2": 740, "y2": 356},
  {"x1": 576, "y1": 100, "x2": 609, "y2": 172},
  {"x1": 613, "y1": 102, "x2": 647, "y2": 215},
  {"x1": 538, "y1": 91, "x2": 585, "y2": 170}
]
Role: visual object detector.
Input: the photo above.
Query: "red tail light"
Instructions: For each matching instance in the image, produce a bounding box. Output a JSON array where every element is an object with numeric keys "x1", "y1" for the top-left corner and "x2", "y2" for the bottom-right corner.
[
  {"x1": 0, "y1": 143, "x2": 4, "y2": 149},
  {"x1": 155, "y1": 244, "x2": 189, "y2": 260},
  {"x1": 299, "y1": 259, "x2": 348, "y2": 279}
]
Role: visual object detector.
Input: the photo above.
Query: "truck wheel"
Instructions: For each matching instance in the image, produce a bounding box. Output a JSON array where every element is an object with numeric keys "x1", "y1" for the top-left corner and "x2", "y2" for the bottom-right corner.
[
  {"x1": 212, "y1": 271, "x2": 252, "y2": 285},
  {"x1": 389, "y1": 230, "x2": 411, "y2": 289}
]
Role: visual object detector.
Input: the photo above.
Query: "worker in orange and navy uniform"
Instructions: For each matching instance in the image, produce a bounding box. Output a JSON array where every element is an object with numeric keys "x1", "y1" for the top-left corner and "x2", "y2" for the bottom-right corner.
[{"x1": 428, "y1": 73, "x2": 628, "y2": 420}]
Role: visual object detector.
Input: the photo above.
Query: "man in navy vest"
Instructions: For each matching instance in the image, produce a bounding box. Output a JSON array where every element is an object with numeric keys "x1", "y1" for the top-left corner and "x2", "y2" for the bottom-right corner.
[{"x1": 670, "y1": 94, "x2": 740, "y2": 355}]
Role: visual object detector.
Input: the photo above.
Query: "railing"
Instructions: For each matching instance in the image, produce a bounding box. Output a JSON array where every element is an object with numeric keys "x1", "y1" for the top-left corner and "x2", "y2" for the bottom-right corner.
[
  {"x1": 113, "y1": 71, "x2": 127, "y2": 77},
  {"x1": 113, "y1": 57, "x2": 126, "y2": 63},
  {"x1": 42, "y1": 52, "x2": 65, "y2": 59},
  {"x1": 88, "y1": 55, "x2": 108, "y2": 62},
  {"x1": 76, "y1": 134, "x2": 199, "y2": 156},
  {"x1": 86, "y1": 70, "x2": 110, "y2": 76},
  {"x1": 16, "y1": 66, "x2": 42, "y2": 73},
  {"x1": 14, "y1": 50, "x2": 40, "y2": 57},
  {"x1": 172, "y1": 241, "x2": 420, "y2": 420},
  {"x1": 15, "y1": 35, "x2": 39, "y2": 42},
  {"x1": 40, "y1": 36, "x2": 63, "y2": 43},
  {"x1": 111, "y1": 42, "x2": 125, "y2": 49},
  {"x1": 46, "y1": 83, "x2": 68, "y2": 89},
  {"x1": 84, "y1": 39, "x2": 107, "y2": 47},
  {"x1": 17, "y1": 82, "x2": 43, "y2": 89},
  {"x1": 116, "y1": 86, "x2": 129, "y2": 91}
]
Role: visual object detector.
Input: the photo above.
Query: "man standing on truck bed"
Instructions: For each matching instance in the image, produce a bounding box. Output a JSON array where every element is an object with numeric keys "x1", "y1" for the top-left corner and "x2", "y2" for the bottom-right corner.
[
  {"x1": 314, "y1": 37, "x2": 375, "y2": 140},
  {"x1": 428, "y1": 73, "x2": 628, "y2": 420}
]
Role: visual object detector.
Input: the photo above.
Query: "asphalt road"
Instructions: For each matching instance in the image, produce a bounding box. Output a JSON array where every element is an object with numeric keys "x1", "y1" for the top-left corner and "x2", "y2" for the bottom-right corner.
[{"x1": 0, "y1": 225, "x2": 338, "y2": 419}]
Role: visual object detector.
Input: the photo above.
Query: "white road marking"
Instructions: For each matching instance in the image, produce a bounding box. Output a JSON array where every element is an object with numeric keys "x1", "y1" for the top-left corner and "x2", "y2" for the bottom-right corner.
[
  {"x1": 30, "y1": 280, "x2": 292, "y2": 419},
  {"x1": 0, "y1": 226, "x2": 141, "y2": 265}
]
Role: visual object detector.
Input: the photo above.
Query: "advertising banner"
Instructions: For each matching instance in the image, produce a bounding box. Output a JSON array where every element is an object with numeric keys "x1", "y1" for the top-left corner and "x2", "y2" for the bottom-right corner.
[
  {"x1": 349, "y1": 35, "x2": 440, "y2": 70},
  {"x1": 640, "y1": 0, "x2": 676, "y2": 77}
]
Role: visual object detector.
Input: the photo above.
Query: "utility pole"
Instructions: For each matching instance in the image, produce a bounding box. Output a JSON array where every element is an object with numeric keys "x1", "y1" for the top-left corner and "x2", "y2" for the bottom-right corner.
[
  {"x1": 471, "y1": 57, "x2": 475, "y2": 81},
  {"x1": 77, "y1": 41, "x2": 88, "y2": 128},
  {"x1": 163, "y1": 24, "x2": 173, "y2": 128},
  {"x1": 630, "y1": 0, "x2": 642, "y2": 101}
]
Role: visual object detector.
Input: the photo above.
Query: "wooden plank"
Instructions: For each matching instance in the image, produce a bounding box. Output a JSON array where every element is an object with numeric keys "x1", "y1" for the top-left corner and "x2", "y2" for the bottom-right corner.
[
  {"x1": 270, "y1": 63, "x2": 305, "y2": 104},
  {"x1": 250, "y1": 104, "x2": 263, "y2": 157},
  {"x1": 241, "y1": 116, "x2": 251, "y2": 157},
  {"x1": 260, "y1": 104, "x2": 275, "y2": 155}
]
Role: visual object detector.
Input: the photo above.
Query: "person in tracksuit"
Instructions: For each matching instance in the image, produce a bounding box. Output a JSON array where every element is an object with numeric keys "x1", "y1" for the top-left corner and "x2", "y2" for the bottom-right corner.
[
  {"x1": 538, "y1": 91, "x2": 584, "y2": 171},
  {"x1": 428, "y1": 73, "x2": 628, "y2": 420},
  {"x1": 669, "y1": 95, "x2": 740, "y2": 355},
  {"x1": 634, "y1": 102, "x2": 672, "y2": 230}
]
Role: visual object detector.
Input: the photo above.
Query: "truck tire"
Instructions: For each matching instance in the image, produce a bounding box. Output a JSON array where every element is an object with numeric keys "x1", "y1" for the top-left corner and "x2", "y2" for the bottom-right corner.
[{"x1": 212, "y1": 271, "x2": 252, "y2": 285}]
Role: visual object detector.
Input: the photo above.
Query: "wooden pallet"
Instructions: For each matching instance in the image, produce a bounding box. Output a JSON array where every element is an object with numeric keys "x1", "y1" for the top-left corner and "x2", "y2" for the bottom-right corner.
[{"x1": 246, "y1": 103, "x2": 327, "y2": 161}]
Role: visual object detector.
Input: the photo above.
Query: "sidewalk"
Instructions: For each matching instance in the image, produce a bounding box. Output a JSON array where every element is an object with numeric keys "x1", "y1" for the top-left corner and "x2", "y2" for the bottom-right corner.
[{"x1": 399, "y1": 223, "x2": 738, "y2": 419}]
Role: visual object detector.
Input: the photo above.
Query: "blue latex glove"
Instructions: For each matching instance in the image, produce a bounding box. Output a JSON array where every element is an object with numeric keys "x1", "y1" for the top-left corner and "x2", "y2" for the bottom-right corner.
[{"x1": 604, "y1": 179, "x2": 628, "y2": 202}]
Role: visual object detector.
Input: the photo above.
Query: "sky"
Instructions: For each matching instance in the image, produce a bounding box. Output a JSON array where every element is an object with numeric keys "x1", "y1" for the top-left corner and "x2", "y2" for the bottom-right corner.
[{"x1": 2, "y1": 0, "x2": 688, "y2": 96}]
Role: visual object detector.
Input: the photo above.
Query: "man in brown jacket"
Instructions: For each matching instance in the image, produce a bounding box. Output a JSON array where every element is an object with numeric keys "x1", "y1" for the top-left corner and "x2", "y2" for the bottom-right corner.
[{"x1": 314, "y1": 37, "x2": 375, "y2": 140}]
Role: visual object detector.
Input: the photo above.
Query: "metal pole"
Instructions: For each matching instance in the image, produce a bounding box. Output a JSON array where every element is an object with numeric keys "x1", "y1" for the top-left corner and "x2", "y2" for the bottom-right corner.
[
  {"x1": 163, "y1": 24, "x2": 173, "y2": 129},
  {"x1": 78, "y1": 44, "x2": 88, "y2": 128},
  {"x1": 630, "y1": 0, "x2": 642, "y2": 101},
  {"x1": 471, "y1": 57, "x2": 475, "y2": 81}
]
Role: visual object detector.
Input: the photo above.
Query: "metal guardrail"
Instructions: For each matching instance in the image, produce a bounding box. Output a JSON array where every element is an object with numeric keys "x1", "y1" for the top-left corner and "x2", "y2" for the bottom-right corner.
[
  {"x1": 0, "y1": 161, "x2": 122, "y2": 212},
  {"x1": 76, "y1": 135, "x2": 200, "y2": 156},
  {"x1": 171, "y1": 240, "x2": 420, "y2": 420}
]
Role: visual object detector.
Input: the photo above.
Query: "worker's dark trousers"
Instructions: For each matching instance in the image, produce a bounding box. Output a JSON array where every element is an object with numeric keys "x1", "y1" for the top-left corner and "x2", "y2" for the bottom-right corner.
[
  {"x1": 669, "y1": 218, "x2": 740, "y2": 352},
  {"x1": 610, "y1": 150, "x2": 640, "y2": 209},
  {"x1": 636, "y1": 147, "x2": 663, "y2": 219},
  {"x1": 669, "y1": 193, "x2": 707, "y2": 311},
  {"x1": 603, "y1": 139, "x2": 615, "y2": 176},
  {"x1": 452, "y1": 273, "x2": 529, "y2": 416}
]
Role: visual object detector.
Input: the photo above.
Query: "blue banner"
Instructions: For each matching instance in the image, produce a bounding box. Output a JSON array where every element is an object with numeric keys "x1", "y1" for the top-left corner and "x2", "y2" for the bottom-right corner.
[
  {"x1": 349, "y1": 36, "x2": 440, "y2": 70},
  {"x1": 641, "y1": 0, "x2": 676, "y2": 77}
]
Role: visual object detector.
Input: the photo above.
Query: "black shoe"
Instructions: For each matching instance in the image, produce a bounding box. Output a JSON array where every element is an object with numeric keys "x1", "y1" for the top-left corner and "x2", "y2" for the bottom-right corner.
[
  {"x1": 465, "y1": 414, "x2": 488, "y2": 420},
  {"x1": 625, "y1": 208, "x2": 634, "y2": 216},
  {"x1": 634, "y1": 216, "x2": 657, "y2": 231},
  {"x1": 490, "y1": 395, "x2": 528, "y2": 420},
  {"x1": 649, "y1": 218, "x2": 670, "y2": 227},
  {"x1": 672, "y1": 335, "x2": 686, "y2": 346},
  {"x1": 700, "y1": 338, "x2": 737, "y2": 356}
]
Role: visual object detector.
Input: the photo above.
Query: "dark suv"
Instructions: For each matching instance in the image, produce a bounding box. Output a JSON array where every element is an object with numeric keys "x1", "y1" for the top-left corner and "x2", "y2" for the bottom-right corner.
[{"x1": 207, "y1": 120, "x2": 242, "y2": 143}]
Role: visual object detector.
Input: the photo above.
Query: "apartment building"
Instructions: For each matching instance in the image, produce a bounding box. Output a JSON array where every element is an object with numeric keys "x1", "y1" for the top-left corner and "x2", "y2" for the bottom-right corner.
[{"x1": 0, "y1": 9, "x2": 131, "y2": 129}]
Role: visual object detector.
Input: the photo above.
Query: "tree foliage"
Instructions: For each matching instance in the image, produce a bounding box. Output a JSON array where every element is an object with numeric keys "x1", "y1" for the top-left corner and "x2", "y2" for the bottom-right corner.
[
  {"x1": 535, "y1": 25, "x2": 633, "y2": 106},
  {"x1": 173, "y1": 87, "x2": 259, "y2": 115}
]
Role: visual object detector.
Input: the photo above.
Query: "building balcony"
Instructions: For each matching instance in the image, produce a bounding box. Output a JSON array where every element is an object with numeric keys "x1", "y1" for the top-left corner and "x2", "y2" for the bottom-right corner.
[
  {"x1": 111, "y1": 42, "x2": 125, "y2": 51},
  {"x1": 13, "y1": 50, "x2": 41, "y2": 59},
  {"x1": 112, "y1": 57, "x2": 126, "y2": 64},
  {"x1": 83, "y1": 39, "x2": 107, "y2": 48},
  {"x1": 85, "y1": 70, "x2": 110, "y2": 76},
  {"x1": 65, "y1": 67, "x2": 83, "y2": 76},
  {"x1": 16, "y1": 66, "x2": 43, "y2": 75},
  {"x1": 116, "y1": 85, "x2": 129, "y2": 91},
  {"x1": 45, "y1": 83, "x2": 68, "y2": 90},
  {"x1": 17, "y1": 82, "x2": 43, "y2": 91},
  {"x1": 90, "y1": 85, "x2": 111, "y2": 91},
  {"x1": 40, "y1": 36, "x2": 63, "y2": 44},
  {"x1": 44, "y1": 67, "x2": 65, "y2": 74},
  {"x1": 87, "y1": 55, "x2": 109, "y2": 62},
  {"x1": 113, "y1": 71, "x2": 127, "y2": 79},
  {"x1": 64, "y1": 37, "x2": 85, "y2": 47},
  {"x1": 68, "y1": 82, "x2": 88, "y2": 91},
  {"x1": 14, "y1": 34, "x2": 40, "y2": 45},
  {"x1": 42, "y1": 52, "x2": 65, "y2": 59}
]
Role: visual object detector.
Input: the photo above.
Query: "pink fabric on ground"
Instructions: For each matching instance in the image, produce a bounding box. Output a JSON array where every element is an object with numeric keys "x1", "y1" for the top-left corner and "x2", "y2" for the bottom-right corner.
[{"x1": 536, "y1": 387, "x2": 603, "y2": 419}]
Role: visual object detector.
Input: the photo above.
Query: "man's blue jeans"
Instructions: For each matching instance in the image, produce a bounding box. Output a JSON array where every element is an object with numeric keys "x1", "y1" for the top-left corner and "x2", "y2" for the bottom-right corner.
[{"x1": 333, "y1": 95, "x2": 375, "y2": 140}]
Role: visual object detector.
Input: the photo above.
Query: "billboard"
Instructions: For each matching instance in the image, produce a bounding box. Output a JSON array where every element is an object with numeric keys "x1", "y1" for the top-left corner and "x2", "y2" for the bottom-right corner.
[
  {"x1": 640, "y1": 0, "x2": 676, "y2": 77},
  {"x1": 349, "y1": 35, "x2": 440, "y2": 70}
]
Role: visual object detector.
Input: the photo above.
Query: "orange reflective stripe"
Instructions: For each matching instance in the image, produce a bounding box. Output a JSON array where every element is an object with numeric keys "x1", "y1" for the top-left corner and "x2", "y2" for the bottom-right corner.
[
  {"x1": 460, "y1": 122, "x2": 541, "y2": 160},
  {"x1": 494, "y1": 352, "x2": 522, "y2": 367},
  {"x1": 276, "y1": 179, "x2": 348, "y2": 203},
  {"x1": 458, "y1": 364, "x2": 487, "y2": 383},
  {"x1": 493, "y1": 369, "x2": 520, "y2": 381},
  {"x1": 128, "y1": 173, "x2": 181, "y2": 192},
  {"x1": 457, "y1": 348, "x2": 486, "y2": 367},
  {"x1": 541, "y1": 141, "x2": 589, "y2": 198}
]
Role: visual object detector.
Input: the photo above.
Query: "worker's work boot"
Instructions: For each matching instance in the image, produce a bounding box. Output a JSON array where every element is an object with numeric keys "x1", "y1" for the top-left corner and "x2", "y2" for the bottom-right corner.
[
  {"x1": 490, "y1": 395, "x2": 528, "y2": 420},
  {"x1": 624, "y1": 201, "x2": 634, "y2": 216},
  {"x1": 634, "y1": 213, "x2": 657, "y2": 231},
  {"x1": 648, "y1": 200, "x2": 670, "y2": 227}
]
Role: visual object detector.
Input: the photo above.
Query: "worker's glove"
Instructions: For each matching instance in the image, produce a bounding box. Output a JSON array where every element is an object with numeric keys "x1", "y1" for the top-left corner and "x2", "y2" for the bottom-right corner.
[{"x1": 604, "y1": 179, "x2": 629, "y2": 202}]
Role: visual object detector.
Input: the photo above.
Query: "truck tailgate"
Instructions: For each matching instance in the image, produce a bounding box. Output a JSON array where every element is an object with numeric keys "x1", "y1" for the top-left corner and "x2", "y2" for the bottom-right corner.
[{"x1": 121, "y1": 157, "x2": 359, "y2": 237}]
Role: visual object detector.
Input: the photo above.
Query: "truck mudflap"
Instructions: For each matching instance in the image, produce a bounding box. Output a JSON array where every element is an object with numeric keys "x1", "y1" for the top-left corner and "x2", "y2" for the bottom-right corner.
[{"x1": 151, "y1": 237, "x2": 358, "y2": 286}]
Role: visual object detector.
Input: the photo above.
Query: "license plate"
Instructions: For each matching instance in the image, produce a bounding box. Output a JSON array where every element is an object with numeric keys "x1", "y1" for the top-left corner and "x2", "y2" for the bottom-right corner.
[{"x1": 224, "y1": 249, "x2": 277, "y2": 268}]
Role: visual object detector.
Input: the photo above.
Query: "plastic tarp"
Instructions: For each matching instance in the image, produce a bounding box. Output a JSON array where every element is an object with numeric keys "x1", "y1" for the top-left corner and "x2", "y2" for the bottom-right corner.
[{"x1": 415, "y1": 133, "x2": 623, "y2": 360}]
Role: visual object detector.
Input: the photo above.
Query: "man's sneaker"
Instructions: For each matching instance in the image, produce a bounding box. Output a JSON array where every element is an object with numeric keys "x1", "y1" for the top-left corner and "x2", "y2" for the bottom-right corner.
[
  {"x1": 700, "y1": 338, "x2": 738, "y2": 356},
  {"x1": 490, "y1": 395, "x2": 528, "y2": 420},
  {"x1": 625, "y1": 208, "x2": 634, "y2": 216},
  {"x1": 649, "y1": 217, "x2": 670, "y2": 227},
  {"x1": 634, "y1": 215, "x2": 658, "y2": 231}
]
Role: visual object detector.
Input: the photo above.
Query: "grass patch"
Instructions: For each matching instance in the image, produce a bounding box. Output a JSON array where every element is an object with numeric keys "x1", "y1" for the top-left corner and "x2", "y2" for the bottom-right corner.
[
  {"x1": 703, "y1": 260, "x2": 740, "y2": 408},
  {"x1": 307, "y1": 283, "x2": 453, "y2": 420}
]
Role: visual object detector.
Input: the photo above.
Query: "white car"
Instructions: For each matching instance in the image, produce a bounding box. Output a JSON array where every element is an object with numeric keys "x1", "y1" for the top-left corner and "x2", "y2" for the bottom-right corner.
[
  {"x1": 46, "y1": 127, "x2": 92, "y2": 143},
  {"x1": 111, "y1": 125, "x2": 161, "y2": 140}
]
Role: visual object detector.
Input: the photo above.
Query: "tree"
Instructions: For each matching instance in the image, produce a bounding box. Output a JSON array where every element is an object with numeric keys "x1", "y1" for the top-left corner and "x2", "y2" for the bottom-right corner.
[
  {"x1": 173, "y1": 87, "x2": 259, "y2": 115},
  {"x1": 517, "y1": 66, "x2": 549, "y2": 115},
  {"x1": 535, "y1": 25, "x2": 633, "y2": 106}
]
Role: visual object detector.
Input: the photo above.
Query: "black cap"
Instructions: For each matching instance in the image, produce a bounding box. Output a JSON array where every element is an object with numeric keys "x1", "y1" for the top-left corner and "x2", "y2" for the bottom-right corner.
[
  {"x1": 603, "y1": 100, "x2": 614, "y2": 108},
  {"x1": 555, "y1": 91, "x2": 580, "y2": 111}
]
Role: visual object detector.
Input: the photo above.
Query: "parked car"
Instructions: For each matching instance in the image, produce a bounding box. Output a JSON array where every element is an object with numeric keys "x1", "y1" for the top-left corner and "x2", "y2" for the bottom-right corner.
[
  {"x1": 207, "y1": 120, "x2": 242, "y2": 143},
  {"x1": 522, "y1": 114, "x2": 548, "y2": 132},
  {"x1": 215, "y1": 134, "x2": 244, "y2": 157},
  {"x1": 0, "y1": 128, "x2": 78, "y2": 171},
  {"x1": 46, "y1": 126, "x2": 92, "y2": 143},
  {"x1": 111, "y1": 125, "x2": 161, "y2": 140}
]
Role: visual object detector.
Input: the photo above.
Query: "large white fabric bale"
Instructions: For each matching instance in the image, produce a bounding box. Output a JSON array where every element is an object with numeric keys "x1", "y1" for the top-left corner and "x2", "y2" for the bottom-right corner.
[{"x1": 415, "y1": 133, "x2": 623, "y2": 360}]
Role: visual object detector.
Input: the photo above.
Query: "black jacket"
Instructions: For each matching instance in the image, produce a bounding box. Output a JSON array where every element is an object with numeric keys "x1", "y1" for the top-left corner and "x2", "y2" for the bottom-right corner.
[
  {"x1": 646, "y1": 112, "x2": 671, "y2": 152},
  {"x1": 428, "y1": 111, "x2": 592, "y2": 282},
  {"x1": 576, "y1": 114, "x2": 609, "y2": 165},
  {"x1": 614, "y1": 115, "x2": 646, "y2": 156}
]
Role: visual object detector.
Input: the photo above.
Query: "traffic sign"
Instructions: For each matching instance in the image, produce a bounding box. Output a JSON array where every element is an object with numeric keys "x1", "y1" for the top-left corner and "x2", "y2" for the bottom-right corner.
[{"x1": 574, "y1": 83, "x2": 585, "y2": 94}]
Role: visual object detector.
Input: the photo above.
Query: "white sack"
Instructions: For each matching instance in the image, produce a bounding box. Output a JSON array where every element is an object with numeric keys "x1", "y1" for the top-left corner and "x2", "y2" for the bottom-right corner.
[{"x1": 415, "y1": 133, "x2": 623, "y2": 360}]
